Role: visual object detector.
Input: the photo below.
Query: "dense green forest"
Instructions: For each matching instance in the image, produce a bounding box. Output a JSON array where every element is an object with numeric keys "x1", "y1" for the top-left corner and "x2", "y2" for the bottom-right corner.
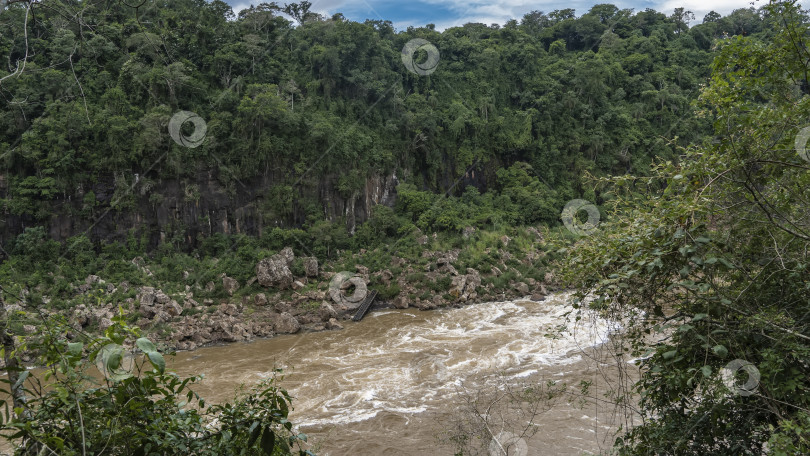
[
  {"x1": 3, "y1": 0, "x2": 810, "y2": 454},
  {"x1": 1, "y1": 0, "x2": 759, "y2": 245}
]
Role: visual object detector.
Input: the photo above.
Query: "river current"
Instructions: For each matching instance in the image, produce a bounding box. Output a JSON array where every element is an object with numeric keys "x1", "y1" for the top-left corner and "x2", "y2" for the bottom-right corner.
[{"x1": 169, "y1": 292, "x2": 633, "y2": 455}]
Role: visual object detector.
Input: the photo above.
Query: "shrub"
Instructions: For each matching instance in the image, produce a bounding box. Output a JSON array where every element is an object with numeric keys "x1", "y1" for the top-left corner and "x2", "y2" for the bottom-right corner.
[{"x1": 0, "y1": 315, "x2": 313, "y2": 455}]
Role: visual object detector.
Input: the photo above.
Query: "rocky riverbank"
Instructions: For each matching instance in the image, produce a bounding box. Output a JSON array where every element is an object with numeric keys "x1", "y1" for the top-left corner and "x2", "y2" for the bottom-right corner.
[{"x1": 7, "y1": 235, "x2": 556, "y2": 353}]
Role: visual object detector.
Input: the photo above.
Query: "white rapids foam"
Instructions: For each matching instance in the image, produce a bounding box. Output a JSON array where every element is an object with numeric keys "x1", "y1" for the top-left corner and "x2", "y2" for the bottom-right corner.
[{"x1": 285, "y1": 292, "x2": 617, "y2": 427}]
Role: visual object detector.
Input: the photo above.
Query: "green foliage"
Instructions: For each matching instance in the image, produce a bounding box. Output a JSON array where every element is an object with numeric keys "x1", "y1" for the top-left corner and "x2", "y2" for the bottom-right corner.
[
  {"x1": 0, "y1": 1, "x2": 723, "y2": 241},
  {"x1": 0, "y1": 315, "x2": 312, "y2": 455},
  {"x1": 560, "y1": 2, "x2": 810, "y2": 452}
]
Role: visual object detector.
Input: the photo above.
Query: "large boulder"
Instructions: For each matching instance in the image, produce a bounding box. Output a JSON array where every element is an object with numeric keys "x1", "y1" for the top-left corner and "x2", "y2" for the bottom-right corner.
[
  {"x1": 326, "y1": 318, "x2": 343, "y2": 330},
  {"x1": 166, "y1": 300, "x2": 183, "y2": 317},
  {"x1": 393, "y1": 295, "x2": 409, "y2": 309},
  {"x1": 449, "y1": 275, "x2": 467, "y2": 298},
  {"x1": 222, "y1": 276, "x2": 239, "y2": 296},
  {"x1": 449, "y1": 269, "x2": 481, "y2": 302},
  {"x1": 138, "y1": 287, "x2": 156, "y2": 307},
  {"x1": 155, "y1": 290, "x2": 170, "y2": 304},
  {"x1": 462, "y1": 268, "x2": 481, "y2": 301},
  {"x1": 319, "y1": 302, "x2": 338, "y2": 321},
  {"x1": 303, "y1": 257, "x2": 319, "y2": 277},
  {"x1": 271, "y1": 312, "x2": 301, "y2": 334},
  {"x1": 256, "y1": 255, "x2": 294, "y2": 289}
]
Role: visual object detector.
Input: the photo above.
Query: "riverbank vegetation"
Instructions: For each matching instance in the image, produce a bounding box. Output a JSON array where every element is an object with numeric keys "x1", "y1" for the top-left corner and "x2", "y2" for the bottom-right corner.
[
  {"x1": 0, "y1": 310, "x2": 313, "y2": 455},
  {"x1": 562, "y1": 1, "x2": 810, "y2": 453}
]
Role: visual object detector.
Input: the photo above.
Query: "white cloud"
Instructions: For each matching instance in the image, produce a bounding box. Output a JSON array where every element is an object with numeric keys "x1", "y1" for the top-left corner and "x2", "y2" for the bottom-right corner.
[
  {"x1": 231, "y1": 0, "x2": 801, "y2": 30},
  {"x1": 655, "y1": 0, "x2": 762, "y2": 23}
]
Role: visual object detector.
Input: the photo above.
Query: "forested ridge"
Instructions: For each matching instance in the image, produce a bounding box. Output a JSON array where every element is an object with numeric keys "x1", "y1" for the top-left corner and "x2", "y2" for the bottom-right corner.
[{"x1": 0, "y1": 1, "x2": 761, "y2": 246}]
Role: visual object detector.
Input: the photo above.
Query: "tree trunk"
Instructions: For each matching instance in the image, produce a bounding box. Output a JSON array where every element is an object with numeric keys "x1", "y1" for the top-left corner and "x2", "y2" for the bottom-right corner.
[{"x1": 0, "y1": 292, "x2": 27, "y2": 415}]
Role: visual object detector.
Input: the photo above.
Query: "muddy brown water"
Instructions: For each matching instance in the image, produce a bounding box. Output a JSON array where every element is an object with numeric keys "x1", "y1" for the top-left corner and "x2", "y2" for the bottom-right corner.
[{"x1": 167, "y1": 293, "x2": 637, "y2": 455}]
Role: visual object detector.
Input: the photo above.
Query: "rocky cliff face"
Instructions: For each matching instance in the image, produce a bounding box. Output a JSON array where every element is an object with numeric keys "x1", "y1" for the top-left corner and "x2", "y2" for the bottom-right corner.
[{"x1": 0, "y1": 169, "x2": 400, "y2": 248}]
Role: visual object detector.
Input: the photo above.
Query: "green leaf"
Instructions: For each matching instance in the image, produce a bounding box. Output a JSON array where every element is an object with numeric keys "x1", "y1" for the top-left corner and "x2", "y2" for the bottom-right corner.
[
  {"x1": 677, "y1": 324, "x2": 694, "y2": 333},
  {"x1": 701, "y1": 365, "x2": 712, "y2": 377},
  {"x1": 136, "y1": 337, "x2": 158, "y2": 354},
  {"x1": 13, "y1": 371, "x2": 29, "y2": 391},
  {"x1": 261, "y1": 427, "x2": 276, "y2": 455},
  {"x1": 663, "y1": 350, "x2": 677, "y2": 360},
  {"x1": 248, "y1": 421, "x2": 262, "y2": 446},
  {"x1": 67, "y1": 342, "x2": 83, "y2": 357},
  {"x1": 695, "y1": 236, "x2": 711, "y2": 244},
  {"x1": 147, "y1": 351, "x2": 165, "y2": 374},
  {"x1": 712, "y1": 345, "x2": 728, "y2": 358}
]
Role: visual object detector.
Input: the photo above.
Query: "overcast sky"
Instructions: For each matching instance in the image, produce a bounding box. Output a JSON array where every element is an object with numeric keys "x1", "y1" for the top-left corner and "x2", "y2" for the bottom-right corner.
[{"x1": 225, "y1": 0, "x2": 767, "y2": 31}]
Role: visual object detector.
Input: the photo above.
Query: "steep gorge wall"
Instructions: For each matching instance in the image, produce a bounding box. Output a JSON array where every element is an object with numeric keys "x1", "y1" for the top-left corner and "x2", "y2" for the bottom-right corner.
[{"x1": 0, "y1": 169, "x2": 401, "y2": 249}]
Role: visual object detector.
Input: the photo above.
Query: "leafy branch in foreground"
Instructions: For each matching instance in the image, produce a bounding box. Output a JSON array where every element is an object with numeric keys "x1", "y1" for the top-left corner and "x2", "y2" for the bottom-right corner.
[{"x1": 0, "y1": 312, "x2": 313, "y2": 455}]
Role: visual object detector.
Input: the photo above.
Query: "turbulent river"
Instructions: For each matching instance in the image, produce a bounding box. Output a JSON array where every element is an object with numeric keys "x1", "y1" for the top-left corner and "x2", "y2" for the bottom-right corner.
[{"x1": 169, "y1": 293, "x2": 633, "y2": 455}]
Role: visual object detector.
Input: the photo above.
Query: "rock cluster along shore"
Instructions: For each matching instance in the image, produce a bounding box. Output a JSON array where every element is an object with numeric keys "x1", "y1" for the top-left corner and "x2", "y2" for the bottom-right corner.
[{"x1": 24, "y1": 246, "x2": 554, "y2": 352}]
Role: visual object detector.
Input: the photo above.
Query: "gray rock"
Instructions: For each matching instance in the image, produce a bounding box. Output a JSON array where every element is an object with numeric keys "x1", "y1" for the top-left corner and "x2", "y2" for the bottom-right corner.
[
  {"x1": 450, "y1": 275, "x2": 467, "y2": 298},
  {"x1": 222, "y1": 276, "x2": 239, "y2": 296},
  {"x1": 256, "y1": 255, "x2": 294, "y2": 289},
  {"x1": 462, "y1": 226, "x2": 476, "y2": 238},
  {"x1": 292, "y1": 280, "x2": 305, "y2": 290},
  {"x1": 155, "y1": 290, "x2": 170, "y2": 305},
  {"x1": 138, "y1": 287, "x2": 156, "y2": 307},
  {"x1": 326, "y1": 318, "x2": 343, "y2": 330},
  {"x1": 515, "y1": 282, "x2": 530, "y2": 295},
  {"x1": 279, "y1": 247, "x2": 295, "y2": 265},
  {"x1": 303, "y1": 257, "x2": 319, "y2": 277},
  {"x1": 99, "y1": 318, "x2": 114, "y2": 331},
  {"x1": 319, "y1": 302, "x2": 338, "y2": 321},
  {"x1": 153, "y1": 310, "x2": 171, "y2": 323},
  {"x1": 271, "y1": 312, "x2": 301, "y2": 334},
  {"x1": 380, "y1": 269, "x2": 393, "y2": 283},
  {"x1": 463, "y1": 269, "x2": 481, "y2": 301},
  {"x1": 254, "y1": 293, "x2": 268, "y2": 306},
  {"x1": 393, "y1": 295, "x2": 409, "y2": 309},
  {"x1": 166, "y1": 300, "x2": 183, "y2": 317},
  {"x1": 220, "y1": 303, "x2": 239, "y2": 316}
]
